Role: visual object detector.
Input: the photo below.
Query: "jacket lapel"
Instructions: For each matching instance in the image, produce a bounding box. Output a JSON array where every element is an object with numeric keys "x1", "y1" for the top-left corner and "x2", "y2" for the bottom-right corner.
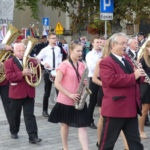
[
  {"x1": 110, "y1": 53, "x2": 129, "y2": 74},
  {"x1": 13, "y1": 56, "x2": 23, "y2": 71}
]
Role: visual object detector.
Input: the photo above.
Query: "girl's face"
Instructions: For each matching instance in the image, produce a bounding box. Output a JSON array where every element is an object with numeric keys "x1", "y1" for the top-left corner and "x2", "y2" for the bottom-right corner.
[
  {"x1": 70, "y1": 45, "x2": 83, "y2": 61},
  {"x1": 146, "y1": 46, "x2": 150, "y2": 56}
]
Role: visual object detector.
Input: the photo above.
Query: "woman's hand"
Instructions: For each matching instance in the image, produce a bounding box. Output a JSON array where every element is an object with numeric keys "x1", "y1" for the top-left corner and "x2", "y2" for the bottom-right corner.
[
  {"x1": 68, "y1": 93, "x2": 80, "y2": 102},
  {"x1": 83, "y1": 79, "x2": 88, "y2": 86}
]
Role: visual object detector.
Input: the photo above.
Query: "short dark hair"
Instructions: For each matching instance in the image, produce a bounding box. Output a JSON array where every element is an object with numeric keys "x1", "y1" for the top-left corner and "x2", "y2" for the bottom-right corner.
[
  {"x1": 48, "y1": 32, "x2": 56, "y2": 38},
  {"x1": 91, "y1": 35, "x2": 100, "y2": 43}
]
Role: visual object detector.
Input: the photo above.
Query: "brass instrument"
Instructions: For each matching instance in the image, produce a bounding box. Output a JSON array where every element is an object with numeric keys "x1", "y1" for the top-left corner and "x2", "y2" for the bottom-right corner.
[
  {"x1": 75, "y1": 65, "x2": 92, "y2": 110},
  {"x1": 23, "y1": 37, "x2": 42, "y2": 87},
  {"x1": 0, "y1": 24, "x2": 20, "y2": 83}
]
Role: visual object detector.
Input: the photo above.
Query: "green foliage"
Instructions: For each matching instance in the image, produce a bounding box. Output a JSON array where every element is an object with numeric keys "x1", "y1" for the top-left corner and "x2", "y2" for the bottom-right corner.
[{"x1": 15, "y1": 0, "x2": 150, "y2": 32}]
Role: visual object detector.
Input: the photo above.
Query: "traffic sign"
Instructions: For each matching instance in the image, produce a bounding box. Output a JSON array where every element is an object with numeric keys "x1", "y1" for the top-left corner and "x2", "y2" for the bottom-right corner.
[
  {"x1": 43, "y1": 18, "x2": 49, "y2": 26},
  {"x1": 100, "y1": 13, "x2": 113, "y2": 20},
  {"x1": 100, "y1": 0, "x2": 114, "y2": 13},
  {"x1": 55, "y1": 22, "x2": 64, "y2": 35}
]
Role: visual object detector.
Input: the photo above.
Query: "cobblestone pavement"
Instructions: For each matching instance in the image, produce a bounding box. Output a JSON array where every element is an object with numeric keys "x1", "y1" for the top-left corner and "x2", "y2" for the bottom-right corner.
[{"x1": 0, "y1": 79, "x2": 150, "y2": 150}]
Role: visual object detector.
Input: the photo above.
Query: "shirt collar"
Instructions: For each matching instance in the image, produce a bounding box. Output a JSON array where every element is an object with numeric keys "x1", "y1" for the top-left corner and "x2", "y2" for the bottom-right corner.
[
  {"x1": 112, "y1": 53, "x2": 124, "y2": 62},
  {"x1": 92, "y1": 49, "x2": 102, "y2": 54}
]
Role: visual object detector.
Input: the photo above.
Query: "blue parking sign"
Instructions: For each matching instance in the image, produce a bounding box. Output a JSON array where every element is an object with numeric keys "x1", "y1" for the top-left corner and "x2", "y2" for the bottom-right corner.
[
  {"x1": 43, "y1": 18, "x2": 49, "y2": 26},
  {"x1": 100, "y1": 0, "x2": 114, "y2": 13}
]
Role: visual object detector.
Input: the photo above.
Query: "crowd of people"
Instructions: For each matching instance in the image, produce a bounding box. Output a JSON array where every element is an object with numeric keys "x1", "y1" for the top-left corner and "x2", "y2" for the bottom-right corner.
[{"x1": 0, "y1": 29, "x2": 150, "y2": 150}]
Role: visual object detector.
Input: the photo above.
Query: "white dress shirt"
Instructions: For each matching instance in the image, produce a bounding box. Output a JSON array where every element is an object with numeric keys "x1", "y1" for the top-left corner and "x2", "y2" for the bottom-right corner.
[
  {"x1": 86, "y1": 49, "x2": 102, "y2": 77},
  {"x1": 112, "y1": 53, "x2": 125, "y2": 66},
  {"x1": 37, "y1": 45, "x2": 62, "y2": 70}
]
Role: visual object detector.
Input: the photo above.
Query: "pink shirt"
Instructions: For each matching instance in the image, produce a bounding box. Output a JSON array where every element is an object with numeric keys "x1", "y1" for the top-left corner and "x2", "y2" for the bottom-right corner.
[{"x1": 57, "y1": 60, "x2": 85, "y2": 106}]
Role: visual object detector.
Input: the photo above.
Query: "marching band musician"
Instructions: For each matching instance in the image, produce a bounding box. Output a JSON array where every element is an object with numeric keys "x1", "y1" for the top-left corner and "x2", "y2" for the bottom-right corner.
[
  {"x1": 36, "y1": 32, "x2": 62, "y2": 117},
  {"x1": 0, "y1": 43, "x2": 13, "y2": 135},
  {"x1": 99, "y1": 33, "x2": 144, "y2": 150},
  {"x1": 49, "y1": 41, "x2": 90, "y2": 150},
  {"x1": 127, "y1": 37, "x2": 139, "y2": 61},
  {"x1": 4, "y1": 43, "x2": 41, "y2": 144},
  {"x1": 138, "y1": 40, "x2": 150, "y2": 139},
  {"x1": 85, "y1": 36, "x2": 103, "y2": 129}
]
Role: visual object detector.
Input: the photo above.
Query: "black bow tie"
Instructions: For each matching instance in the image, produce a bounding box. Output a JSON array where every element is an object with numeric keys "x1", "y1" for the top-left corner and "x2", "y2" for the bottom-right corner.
[{"x1": 19, "y1": 59, "x2": 23, "y2": 61}]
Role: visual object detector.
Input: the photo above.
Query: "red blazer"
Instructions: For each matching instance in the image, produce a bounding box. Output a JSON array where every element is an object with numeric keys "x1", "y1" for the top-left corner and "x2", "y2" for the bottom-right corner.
[
  {"x1": 0, "y1": 79, "x2": 8, "y2": 86},
  {"x1": 100, "y1": 53, "x2": 143, "y2": 118},
  {"x1": 4, "y1": 57, "x2": 35, "y2": 99}
]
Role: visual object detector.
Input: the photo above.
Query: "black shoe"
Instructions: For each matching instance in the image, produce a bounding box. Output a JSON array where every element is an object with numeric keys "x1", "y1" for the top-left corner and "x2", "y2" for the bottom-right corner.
[
  {"x1": 145, "y1": 121, "x2": 150, "y2": 126},
  {"x1": 89, "y1": 122, "x2": 97, "y2": 129},
  {"x1": 11, "y1": 133, "x2": 18, "y2": 139},
  {"x1": 96, "y1": 142, "x2": 100, "y2": 148},
  {"x1": 42, "y1": 111, "x2": 49, "y2": 117},
  {"x1": 29, "y1": 138, "x2": 42, "y2": 144}
]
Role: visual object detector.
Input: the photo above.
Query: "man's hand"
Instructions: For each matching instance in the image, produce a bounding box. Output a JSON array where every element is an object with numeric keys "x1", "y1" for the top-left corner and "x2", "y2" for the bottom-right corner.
[
  {"x1": 44, "y1": 63, "x2": 51, "y2": 69},
  {"x1": 134, "y1": 68, "x2": 145, "y2": 79},
  {"x1": 5, "y1": 45, "x2": 13, "y2": 51},
  {"x1": 22, "y1": 68, "x2": 32, "y2": 76}
]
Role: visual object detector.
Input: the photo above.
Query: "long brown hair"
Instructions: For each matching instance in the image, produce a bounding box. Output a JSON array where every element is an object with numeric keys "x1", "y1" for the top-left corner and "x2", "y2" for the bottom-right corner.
[
  {"x1": 101, "y1": 38, "x2": 111, "y2": 58},
  {"x1": 143, "y1": 40, "x2": 150, "y2": 67}
]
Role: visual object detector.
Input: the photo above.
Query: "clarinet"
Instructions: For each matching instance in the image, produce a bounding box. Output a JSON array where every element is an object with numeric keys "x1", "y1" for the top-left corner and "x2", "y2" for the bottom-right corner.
[{"x1": 126, "y1": 50, "x2": 150, "y2": 85}]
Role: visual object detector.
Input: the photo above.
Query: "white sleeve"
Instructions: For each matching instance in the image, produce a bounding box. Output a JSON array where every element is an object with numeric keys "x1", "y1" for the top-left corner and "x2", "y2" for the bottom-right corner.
[
  {"x1": 86, "y1": 52, "x2": 94, "y2": 71},
  {"x1": 36, "y1": 48, "x2": 45, "y2": 60}
]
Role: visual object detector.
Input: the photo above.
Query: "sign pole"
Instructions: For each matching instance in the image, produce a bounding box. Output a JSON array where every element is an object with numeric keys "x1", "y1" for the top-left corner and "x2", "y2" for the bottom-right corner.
[{"x1": 105, "y1": 21, "x2": 107, "y2": 39}]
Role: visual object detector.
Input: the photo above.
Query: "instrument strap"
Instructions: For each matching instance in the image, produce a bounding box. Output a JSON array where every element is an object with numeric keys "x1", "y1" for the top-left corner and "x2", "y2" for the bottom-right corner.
[{"x1": 69, "y1": 57, "x2": 80, "y2": 82}]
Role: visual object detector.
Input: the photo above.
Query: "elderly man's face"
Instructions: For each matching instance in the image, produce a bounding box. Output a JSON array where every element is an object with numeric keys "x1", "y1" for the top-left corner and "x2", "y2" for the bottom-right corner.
[
  {"x1": 112, "y1": 36, "x2": 128, "y2": 56},
  {"x1": 14, "y1": 44, "x2": 25, "y2": 59},
  {"x1": 129, "y1": 39, "x2": 138, "y2": 51}
]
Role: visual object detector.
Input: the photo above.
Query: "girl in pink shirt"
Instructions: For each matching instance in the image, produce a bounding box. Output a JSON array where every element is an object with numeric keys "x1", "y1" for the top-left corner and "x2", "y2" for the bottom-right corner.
[{"x1": 49, "y1": 41, "x2": 89, "y2": 150}]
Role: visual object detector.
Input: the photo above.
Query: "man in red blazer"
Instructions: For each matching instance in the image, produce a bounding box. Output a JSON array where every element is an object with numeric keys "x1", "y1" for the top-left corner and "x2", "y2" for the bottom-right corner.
[
  {"x1": 4, "y1": 43, "x2": 41, "y2": 144},
  {"x1": 99, "y1": 33, "x2": 144, "y2": 150}
]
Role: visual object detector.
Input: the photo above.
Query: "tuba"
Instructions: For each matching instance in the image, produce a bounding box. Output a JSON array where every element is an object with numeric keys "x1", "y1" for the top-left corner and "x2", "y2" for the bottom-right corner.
[
  {"x1": 74, "y1": 64, "x2": 92, "y2": 110},
  {"x1": 0, "y1": 24, "x2": 20, "y2": 83},
  {"x1": 23, "y1": 37, "x2": 42, "y2": 87}
]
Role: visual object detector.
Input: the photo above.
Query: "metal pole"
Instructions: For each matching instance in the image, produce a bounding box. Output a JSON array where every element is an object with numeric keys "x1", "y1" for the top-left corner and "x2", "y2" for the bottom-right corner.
[{"x1": 105, "y1": 20, "x2": 107, "y2": 39}]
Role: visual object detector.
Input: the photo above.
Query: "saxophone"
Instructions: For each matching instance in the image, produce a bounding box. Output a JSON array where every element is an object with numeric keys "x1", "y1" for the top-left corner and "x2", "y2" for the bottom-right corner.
[{"x1": 74, "y1": 65, "x2": 92, "y2": 110}]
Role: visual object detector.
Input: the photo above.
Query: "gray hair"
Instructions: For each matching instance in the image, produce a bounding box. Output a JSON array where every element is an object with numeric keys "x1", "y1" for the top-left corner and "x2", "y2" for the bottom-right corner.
[
  {"x1": 13, "y1": 43, "x2": 26, "y2": 50},
  {"x1": 127, "y1": 37, "x2": 137, "y2": 45},
  {"x1": 110, "y1": 32, "x2": 128, "y2": 43}
]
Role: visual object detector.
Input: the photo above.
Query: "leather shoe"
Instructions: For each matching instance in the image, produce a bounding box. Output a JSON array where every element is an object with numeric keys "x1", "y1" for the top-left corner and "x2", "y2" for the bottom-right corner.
[
  {"x1": 11, "y1": 133, "x2": 18, "y2": 139},
  {"x1": 89, "y1": 122, "x2": 97, "y2": 129},
  {"x1": 29, "y1": 138, "x2": 42, "y2": 144},
  {"x1": 42, "y1": 111, "x2": 49, "y2": 117},
  {"x1": 96, "y1": 142, "x2": 100, "y2": 148}
]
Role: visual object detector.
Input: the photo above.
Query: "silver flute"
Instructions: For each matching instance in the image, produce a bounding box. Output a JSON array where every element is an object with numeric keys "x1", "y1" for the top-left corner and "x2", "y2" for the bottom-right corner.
[{"x1": 126, "y1": 50, "x2": 150, "y2": 84}]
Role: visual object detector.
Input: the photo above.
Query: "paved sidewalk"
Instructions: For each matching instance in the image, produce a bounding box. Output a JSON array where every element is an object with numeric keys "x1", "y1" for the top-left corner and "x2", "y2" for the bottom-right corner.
[{"x1": 0, "y1": 80, "x2": 150, "y2": 150}]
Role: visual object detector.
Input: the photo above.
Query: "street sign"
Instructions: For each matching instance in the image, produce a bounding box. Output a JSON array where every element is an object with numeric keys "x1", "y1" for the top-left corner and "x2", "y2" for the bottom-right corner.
[
  {"x1": 100, "y1": 0, "x2": 113, "y2": 21},
  {"x1": 100, "y1": 0, "x2": 114, "y2": 13},
  {"x1": 100, "y1": 13, "x2": 113, "y2": 20},
  {"x1": 43, "y1": 18, "x2": 49, "y2": 26},
  {"x1": 55, "y1": 22, "x2": 64, "y2": 35}
]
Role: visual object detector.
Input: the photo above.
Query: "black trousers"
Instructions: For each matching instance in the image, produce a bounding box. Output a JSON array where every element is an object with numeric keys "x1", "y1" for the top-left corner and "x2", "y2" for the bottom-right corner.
[
  {"x1": 43, "y1": 71, "x2": 58, "y2": 112},
  {"x1": 10, "y1": 97, "x2": 38, "y2": 139},
  {"x1": 88, "y1": 78, "x2": 100, "y2": 123},
  {"x1": 99, "y1": 117, "x2": 143, "y2": 150},
  {"x1": 0, "y1": 84, "x2": 12, "y2": 132}
]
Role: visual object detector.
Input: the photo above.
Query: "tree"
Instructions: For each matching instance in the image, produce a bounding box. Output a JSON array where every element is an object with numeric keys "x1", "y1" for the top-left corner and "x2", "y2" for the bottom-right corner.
[{"x1": 15, "y1": 0, "x2": 150, "y2": 32}]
